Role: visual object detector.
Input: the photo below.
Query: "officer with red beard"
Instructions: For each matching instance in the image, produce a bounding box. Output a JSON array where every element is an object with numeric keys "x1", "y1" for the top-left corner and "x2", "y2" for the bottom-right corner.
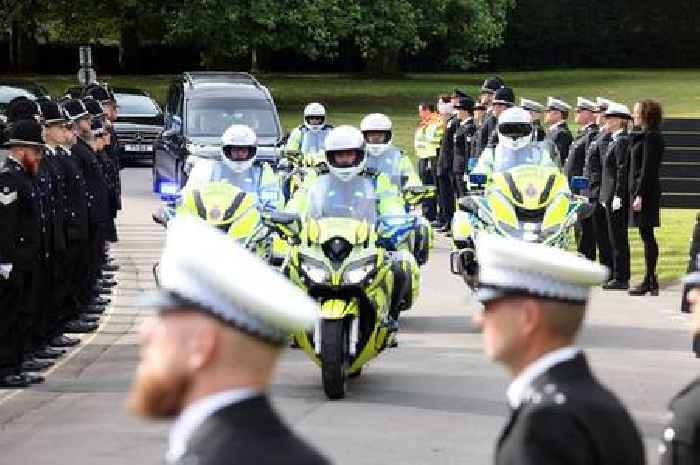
[
  {"x1": 0, "y1": 120, "x2": 46, "y2": 387},
  {"x1": 128, "y1": 216, "x2": 329, "y2": 465}
]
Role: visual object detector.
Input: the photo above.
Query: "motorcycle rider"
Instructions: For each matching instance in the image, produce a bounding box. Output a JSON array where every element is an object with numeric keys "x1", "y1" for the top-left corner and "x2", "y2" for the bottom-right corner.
[
  {"x1": 286, "y1": 103, "x2": 333, "y2": 168},
  {"x1": 185, "y1": 124, "x2": 282, "y2": 211},
  {"x1": 473, "y1": 107, "x2": 557, "y2": 183},
  {"x1": 287, "y1": 126, "x2": 418, "y2": 333}
]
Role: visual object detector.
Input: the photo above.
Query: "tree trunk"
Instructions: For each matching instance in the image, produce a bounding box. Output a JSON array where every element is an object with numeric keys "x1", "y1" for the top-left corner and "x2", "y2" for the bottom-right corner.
[{"x1": 250, "y1": 46, "x2": 258, "y2": 73}]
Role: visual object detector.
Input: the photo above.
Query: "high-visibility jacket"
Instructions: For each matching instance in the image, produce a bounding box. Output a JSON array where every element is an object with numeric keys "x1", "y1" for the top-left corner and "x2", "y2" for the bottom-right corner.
[{"x1": 414, "y1": 114, "x2": 444, "y2": 159}]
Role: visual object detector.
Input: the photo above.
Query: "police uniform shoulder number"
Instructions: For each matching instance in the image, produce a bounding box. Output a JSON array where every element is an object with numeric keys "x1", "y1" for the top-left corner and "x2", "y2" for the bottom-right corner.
[{"x1": 0, "y1": 184, "x2": 18, "y2": 206}]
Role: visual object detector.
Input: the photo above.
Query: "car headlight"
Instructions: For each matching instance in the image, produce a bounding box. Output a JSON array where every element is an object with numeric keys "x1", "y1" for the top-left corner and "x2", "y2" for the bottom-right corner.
[
  {"x1": 343, "y1": 257, "x2": 377, "y2": 285},
  {"x1": 300, "y1": 257, "x2": 331, "y2": 284}
]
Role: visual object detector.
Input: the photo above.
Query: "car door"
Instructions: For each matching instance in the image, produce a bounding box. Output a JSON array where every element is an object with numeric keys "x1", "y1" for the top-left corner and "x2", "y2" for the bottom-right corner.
[{"x1": 154, "y1": 82, "x2": 185, "y2": 189}]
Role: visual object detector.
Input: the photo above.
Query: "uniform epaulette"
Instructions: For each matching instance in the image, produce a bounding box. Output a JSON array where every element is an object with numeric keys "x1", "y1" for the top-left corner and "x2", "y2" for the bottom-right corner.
[{"x1": 523, "y1": 383, "x2": 569, "y2": 408}]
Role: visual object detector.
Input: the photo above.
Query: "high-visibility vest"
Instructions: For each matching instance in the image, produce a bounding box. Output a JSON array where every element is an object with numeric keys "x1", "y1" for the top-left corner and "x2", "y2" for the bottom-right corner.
[{"x1": 414, "y1": 114, "x2": 443, "y2": 159}]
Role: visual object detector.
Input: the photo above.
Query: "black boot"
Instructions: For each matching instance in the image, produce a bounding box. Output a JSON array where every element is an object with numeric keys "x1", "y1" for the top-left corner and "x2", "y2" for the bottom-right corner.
[{"x1": 629, "y1": 276, "x2": 651, "y2": 296}]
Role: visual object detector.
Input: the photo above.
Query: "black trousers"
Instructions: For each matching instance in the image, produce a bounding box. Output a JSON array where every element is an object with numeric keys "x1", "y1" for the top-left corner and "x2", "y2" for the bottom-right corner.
[
  {"x1": 578, "y1": 201, "x2": 612, "y2": 270},
  {"x1": 453, "y1": 170, "x2": 466, "y2": 198},
  {"x1": 605, "y1": 203, "x2": 630, "y2": 281},
  {"x1": 0, "y1": 272, "x2": 30, "y2": 375},
  {"x1": 437, "y1": 171, "x2": 455, "y2": 226},
  {"x1": 417, "y1": 158, "x2": 438, "y2": 222},
  {"x1": 29, "y1": 261, "x2": 53, "y2": 350}
]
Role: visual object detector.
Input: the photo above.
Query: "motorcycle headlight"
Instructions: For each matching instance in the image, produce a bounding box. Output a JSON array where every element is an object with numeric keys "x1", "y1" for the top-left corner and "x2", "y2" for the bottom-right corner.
[
  {"x1": 300, "y1": 256, "x2": 331, "y2": 284},
  {"x1": 343, "y1": 256, "x2": 377, "y2": 285}
]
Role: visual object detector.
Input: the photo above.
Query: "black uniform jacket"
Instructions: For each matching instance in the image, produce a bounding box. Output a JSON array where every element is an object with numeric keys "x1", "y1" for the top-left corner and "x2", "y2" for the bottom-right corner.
[
  {"x1": 584, "y1": 130, "x2": 612, "y2": 200},
  {"x1": 453, "y1": 117, "x2": 477, "y2": 174},
  {"x1": 0, "y1": 158, "x2": 40, "y2": 271},
  {"x1": 628, "y1": 129, "x2": 664, "y2": 228},
  {"x1": 496, "y1": 353, "x2": 645, "y2": 465},
  {"x1": 173, "y1": 394, "x2": 330, "y2": 465},
  {"x1": 660, "y1": 376, "x2": 700, "y2": 465},
  {"x1": 438, "y1": 116, "x2": 459, "y2": 175},
  {"x1": 476, "y1": 114, "x2": 498, "y2": 156},
  {"x1": 600, "y1": 131, "x2": 631, "y2": 206},
  {"x1": 548, "y1": 121, "x2": 574, "y2": 167},
  {"x1": 71, "y1": 138, "x2": 111, "y2": 226},
  {"x1": 565, "y1": 123, "x2": 599, "y2": 183}
]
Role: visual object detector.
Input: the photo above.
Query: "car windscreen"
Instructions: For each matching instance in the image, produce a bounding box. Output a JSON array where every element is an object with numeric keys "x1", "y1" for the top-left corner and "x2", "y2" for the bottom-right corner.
[
  {"x1": 0, "y1": 86, "x2": 39, "y2": 111},
  {"x1": 186, "y1": 98, "x2": 279, "y2": 138},
  {"x1": 116, "y1": 94, "x2": 160, "y2": 115}
]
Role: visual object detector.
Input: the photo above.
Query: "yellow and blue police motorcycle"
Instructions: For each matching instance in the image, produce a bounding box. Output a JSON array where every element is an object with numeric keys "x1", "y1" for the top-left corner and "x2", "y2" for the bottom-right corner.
[{"x1": 450, "y1": 144, "x2": 593, "y2": 290}]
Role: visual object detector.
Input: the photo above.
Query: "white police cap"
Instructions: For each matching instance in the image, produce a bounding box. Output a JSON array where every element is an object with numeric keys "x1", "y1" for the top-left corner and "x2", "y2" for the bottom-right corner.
[
  {"x1": 576, "y1": 97, "x2": 596, "y2": 111},
  {"x1": 547, "y1": 97, "x2": 572, "y2": 113},
  {"x1": 595, "y1": 97, "x2": 612, "y2": 112},
  {"x1": 475, "y1": 235, "x2": 609, "y2": 304},
  {"x1": 520, "y1": 98, "x2": 545, "y2": 113},
  {"x1": 146, "y1": 216, "x2": 318, "y2": 345},
  {"x1": 605, "y1": 102, "x2": 633, "y2": 120}
]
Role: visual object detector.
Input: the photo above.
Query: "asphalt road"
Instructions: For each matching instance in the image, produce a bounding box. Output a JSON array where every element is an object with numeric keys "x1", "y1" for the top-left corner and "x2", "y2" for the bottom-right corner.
[{"x1": 0, "y1": 167, "x2": 696, "y2": 465}]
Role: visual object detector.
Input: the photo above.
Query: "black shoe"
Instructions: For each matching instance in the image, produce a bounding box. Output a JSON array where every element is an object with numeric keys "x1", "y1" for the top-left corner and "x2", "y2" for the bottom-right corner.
[
  {"x1": 100, "y1": 272, "x2": 116, "y2": 280},
  {"x1": 84, "y1": 304, "x2": 106, "y2": 314},
  {"x1": 64, "y1": 320, "x2": 97, "y2": 334},
  {"x1": 80, "y1": 314, "x2": 100, "y2": 323},
  {"x1": 602, "y1": 279, "x2": 629, "y2": 290},
  {"x1": 102, "y1": 264, "x2": 119, "y2": 272},
  {"x1": 99, "y1": 279, "x2": 118, "y2": 288},
  {"x1": 34, "y1": 347, "x2": 64, "y2": 359},
  {"x1": 0, "y1": 374, "x2": 29, "y2": 388},
  {"x1": 93, "y1": 286, "x2": 112, "y2": 295},
  {"x1": 22, "y1": 359, "x2": 54, "y2": 371},
  {"x1": 91, "y1": 297, "x2": 111, "y2": 306},
  {"x1": 50, "y1": 335, "x2": 80, "y2": 347},
  {"x1": 21, "y1": 372, "x2": 45, "y2": 384}
]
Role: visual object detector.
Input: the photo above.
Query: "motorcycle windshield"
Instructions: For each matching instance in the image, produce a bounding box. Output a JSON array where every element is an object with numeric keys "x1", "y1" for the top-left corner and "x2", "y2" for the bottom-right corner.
[
  {"x1": 492, "y1": 145, "x2": 559, "y2": 173},
  {"x1": 365, "y1": 146, "x2": 406, "y2": 188},
  {"x1": 186, "y1": 160, "x2": 279, "y2": 208},
  {"x1": 307, "y1": 175, "x2": 378, "y2": 225}
]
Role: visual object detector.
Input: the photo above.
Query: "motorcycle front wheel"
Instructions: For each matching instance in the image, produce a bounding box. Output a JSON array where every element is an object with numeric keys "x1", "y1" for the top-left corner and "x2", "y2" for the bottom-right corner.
[{"x1": 321, "y1": 319, "x2": 348, "y2": 400}]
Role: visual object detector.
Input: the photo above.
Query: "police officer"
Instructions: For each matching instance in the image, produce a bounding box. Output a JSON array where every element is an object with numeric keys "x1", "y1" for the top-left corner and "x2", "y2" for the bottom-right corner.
[
  {"x1": 286, "y1": 103, "x2": 333, "y2": 167},
  {"x1": 475, "y1": 76, "x2": 505, "y2": 156},
  {"x1": 487, "y1": 87, "x2": 516, "y2": 146},
  {"x1": 128, "y1": 216, "x2": 329, "y2": 465},
  {"x1": 436, "y1": 90, "x2": 463, "y2": 233},
  {"x1": 414, "y1": 102, "x2": 442, "y2": 223},
  {"x1": 584, "y1": 98, "x2": 614, "y2": 271},
  {"x1": 452, "y1": 95, "x2": 477, "y2": 198},
  {"x1": 565, "y1": 97, "x2": 600, "y2": 261},
  {"x1": 60, "y1": 99, "x2": 101, "y2": 333},
  {"x1": 600, "y1": 102, "x2": 633, "y2": 290},
  {"x1": 0, "y1": 120, "x2": 46, "y2": 387},
  {"x1": 520, "y1": 98, "x2": 547, "y2": 142},
  {"x1": 545, "y1": 97, "x2": 573, "y2": 167},
  {"x1": 659, "y1": 264, "x2": 700, "y2": 464},
  {"x1": 472, "y1": 234, "x2": 645, "y2": 465}
]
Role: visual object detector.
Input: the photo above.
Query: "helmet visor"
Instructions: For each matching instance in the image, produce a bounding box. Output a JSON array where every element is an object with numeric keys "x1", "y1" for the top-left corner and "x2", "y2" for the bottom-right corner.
[
  {"x1": 223, "y1": 145, "x2": 256, "y2": 162},
  {"x1": 327, "y1": 149, "x2": 364, "y2": 168},
  {"x1": 499, "y1": 123, "x2": 532, "y2": 140},
  {"x1": 363, "y1": 130, "x2": 391, "y2": 145},
  {"x1": 305, "y1": 116, "x2": 324, "y2": 126}
]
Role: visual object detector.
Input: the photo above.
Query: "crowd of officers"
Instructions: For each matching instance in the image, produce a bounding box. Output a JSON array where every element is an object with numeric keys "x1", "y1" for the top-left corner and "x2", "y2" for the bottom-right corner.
[
  {"x1": 414, "y1": 76, "x2": 665, "y2": 296},
  {"x1": 0, "y1": 84, "x2": 122, "y2": 388}
]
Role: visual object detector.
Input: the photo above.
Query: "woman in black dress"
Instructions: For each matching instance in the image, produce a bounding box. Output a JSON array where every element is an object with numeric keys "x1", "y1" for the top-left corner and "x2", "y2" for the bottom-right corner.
[{"x1": 629, "y1": 100, "x2": 665, "y2": 296}]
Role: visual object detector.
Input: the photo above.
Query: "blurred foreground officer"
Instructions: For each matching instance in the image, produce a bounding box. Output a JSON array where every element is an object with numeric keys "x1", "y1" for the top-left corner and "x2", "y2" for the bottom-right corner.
[
  {"x1": 545, "y1": 97, "x2": 573, "y2": 166},
  {"x1": 0, "y1": 120, "x2": 45, "y2": 387},
  {"x1": 128, "y1": 216, "x2": 330, "y2": 465},
  {"x1": 473, "y1": 235, "x2": 645, "y2": 465},
  {"x1": 660, "y1": 266, "x2": 700, "y2": 464}
]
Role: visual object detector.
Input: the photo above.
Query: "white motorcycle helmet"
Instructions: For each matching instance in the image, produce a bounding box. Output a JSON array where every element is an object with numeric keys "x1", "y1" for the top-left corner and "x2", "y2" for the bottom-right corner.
[
  {"x1": 497, "y1": 107, "x2": 534, "y2": 150},
  {"x1": 303, "y1": 102, "x2": 326, "y2": 131},
  {"x1": 221, "y1": 124, "x2": 257, "y2": 173},
  {"x1": 360, "y1": 113, "x2": 392, "y2": 157},
  {"x1": 324, "y1": 125, "x2": 366, "y2": 182}
]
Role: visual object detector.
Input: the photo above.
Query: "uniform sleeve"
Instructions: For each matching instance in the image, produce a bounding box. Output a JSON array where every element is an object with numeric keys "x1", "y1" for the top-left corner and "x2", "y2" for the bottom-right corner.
[
  {"x1": 0, "y1": 177, "x2": 19, "y2": 264},
  {"x1": 286, "y1": 127, "x2": 302, "y2": 152},
  {"x1": 634, "y1": 133, "x2": 663, "y2": 199},
  {"x1": 519, "y1": 407, "x2": 592, "y2": 465},
  {"x1": 614, "y1": 138, "x2": 630, "y2": 199},
  {"x1": 586, "y1": 142, "x2": 603, "y2": 199},
  {"x1": 376, "y1": 174, "x2": 406, "y2": 216}
]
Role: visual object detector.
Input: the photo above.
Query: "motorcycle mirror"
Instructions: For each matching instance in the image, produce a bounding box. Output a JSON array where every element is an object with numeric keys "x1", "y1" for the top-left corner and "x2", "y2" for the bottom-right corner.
[
  {"x1": 570, "y1": 176, "x2": 589, "y2": 192},
  {"x1": 469, "y1": 173, "x2": 487, "y2": 186},
  {"x1": 458, "y1": 196, "x2": 479, "y2": 214}
]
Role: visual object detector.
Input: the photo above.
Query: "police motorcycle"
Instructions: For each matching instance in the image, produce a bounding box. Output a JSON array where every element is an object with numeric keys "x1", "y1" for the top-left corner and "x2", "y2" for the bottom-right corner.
[
  {"x1": 450, "y1": 108, "x2": 593, "y2": 290},
  {"x1": 361, "y1": 113, "x2": 435, "y2": 266},
  {"x1": 266, "y1": 126, "x2": 417, "y2": 399},
  {"x1": 152, "y1": 125, "x2": 285, "y2": 284}
]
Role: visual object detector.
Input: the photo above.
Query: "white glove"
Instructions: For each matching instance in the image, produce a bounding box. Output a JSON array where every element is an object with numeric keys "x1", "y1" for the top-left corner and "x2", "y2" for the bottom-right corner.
[
  {"x1": 0, "y1": 263, "x2": 13, "y2": 280},
  {"x1": 612, "y1": 196, "x2": 622, "y2": 212}
]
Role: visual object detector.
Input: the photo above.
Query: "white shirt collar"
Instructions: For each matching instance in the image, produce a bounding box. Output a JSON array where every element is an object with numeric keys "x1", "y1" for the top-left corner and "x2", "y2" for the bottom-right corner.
[
  {"x1": 548, "y1": 121, "x2": 566, "y2": 132},
  {"x1": 612, "y1": 128, "x2": 625, "y2": 140},
  {"x1": 506, "y1": 346, "x2": 579, "y2": 409},
  {"x1": 166, "y1": 388, "x2": 260, "y2": 464}
]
